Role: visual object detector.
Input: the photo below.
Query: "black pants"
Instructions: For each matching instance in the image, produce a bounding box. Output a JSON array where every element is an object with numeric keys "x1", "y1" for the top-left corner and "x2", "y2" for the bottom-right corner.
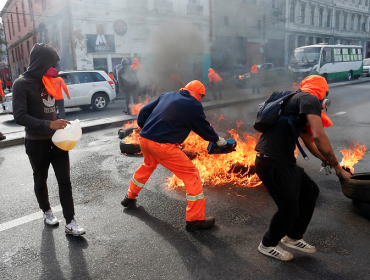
[
  {"x1": 211, "y1": 81, "x2": 223, "y2": 100},
  {"x1": 255, "y1": 156, "x2": 319, "y2": 247},
  {"x1": 55, "y1": 99, "x2": 66, "y2": 119},
  {"x1": 25, "y1": 138, "x2": 75, "y2": 223},
  {"x1": 124, "y1": 87, "x2": 139, "y2": 114},
  {"x1": 251, "y1": 73, "x2": 260, "y2": 94}
]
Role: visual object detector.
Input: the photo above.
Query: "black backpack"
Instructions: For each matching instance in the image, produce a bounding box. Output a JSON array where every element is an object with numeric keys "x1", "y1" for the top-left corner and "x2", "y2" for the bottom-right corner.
[{"x1": 253, "y1": 90, "x2": 309, "y2": 160}]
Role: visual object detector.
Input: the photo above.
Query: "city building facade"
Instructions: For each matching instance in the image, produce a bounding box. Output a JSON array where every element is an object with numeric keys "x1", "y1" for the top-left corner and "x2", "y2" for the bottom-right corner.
[
  {"x1": 284, "y1": 0, "x2": 370, "y2": 65},
  {"x1": 0, "y1": 26, "x2": 10, "y2": 81}
]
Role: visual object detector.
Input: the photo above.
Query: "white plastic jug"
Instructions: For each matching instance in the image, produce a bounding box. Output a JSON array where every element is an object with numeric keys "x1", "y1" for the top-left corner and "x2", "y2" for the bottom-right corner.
[{"x1": 52, "y1": 119, "x2": 82, "y2": 151}]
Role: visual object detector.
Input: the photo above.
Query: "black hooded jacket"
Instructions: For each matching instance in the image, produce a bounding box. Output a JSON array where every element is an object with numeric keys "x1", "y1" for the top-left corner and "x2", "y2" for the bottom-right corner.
[
  {"x1": 13, "y1": 43, "x2": 60, "y2": 140},
  {"x1": 117, "y1": 58, "x2": 138, "y2": 92}
]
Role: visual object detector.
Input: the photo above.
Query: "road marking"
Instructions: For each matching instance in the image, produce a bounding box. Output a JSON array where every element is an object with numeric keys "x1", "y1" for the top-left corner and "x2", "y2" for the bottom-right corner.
[
  {"x1": 0, "y1": 205, "x2": 62, "y2": 232},
  {"x1": 334, "y1": 112, "x2": 346, "y2": 116}
]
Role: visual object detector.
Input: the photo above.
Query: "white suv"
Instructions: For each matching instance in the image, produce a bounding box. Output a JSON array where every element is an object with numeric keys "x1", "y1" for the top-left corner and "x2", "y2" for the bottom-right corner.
[{"x1": 59, "y1": 70, "x2": 116, "y2": 111}]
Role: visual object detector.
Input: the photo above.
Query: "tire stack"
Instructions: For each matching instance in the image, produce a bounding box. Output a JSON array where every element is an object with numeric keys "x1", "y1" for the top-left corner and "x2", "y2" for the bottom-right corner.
[
  {"x1": 118, "y1": 128, "x2": 141, "y2": 154},
  {"x1": 341, "y1": 173, "x2": 370, "y2": 220}
]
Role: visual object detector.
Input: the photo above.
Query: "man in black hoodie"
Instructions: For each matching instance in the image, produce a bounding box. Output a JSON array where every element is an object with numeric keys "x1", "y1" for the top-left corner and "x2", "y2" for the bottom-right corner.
[
  {"x1": 13, "y1": 43, "x2": 86, "y2": 236},
  {"x1": 118, "y1": 58, "x2": 138, "y2": 115}
]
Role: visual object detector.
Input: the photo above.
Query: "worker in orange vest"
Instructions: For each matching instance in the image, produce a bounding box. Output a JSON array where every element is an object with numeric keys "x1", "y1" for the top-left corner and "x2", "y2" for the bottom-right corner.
[
  {"x1": 250, "y1": 64, "x2": 260, "y2": 94},
  {"x1": 53, "y1": 76, "x2": 70, "y2": 119},
  {"x1": 121, "y1": 80, "x2": 227, "y2": 232},
  {"x1": 108, "y1": 72, "x2": 114, "y2": 81},
  {"x1": 131, "y1": 58, "x2": 143, "y2": 71},
  {"x1": 6, "y1": 79, "x2": 12, "y2": 92},
  {"x1": 208, "y1": 68, "x2": 223, "y2": 100}
]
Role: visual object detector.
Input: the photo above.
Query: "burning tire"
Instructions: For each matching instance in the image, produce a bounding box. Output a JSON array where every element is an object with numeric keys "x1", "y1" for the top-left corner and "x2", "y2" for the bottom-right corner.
[
  {"x1": 352, "y1": 200, "x2": 370, "y2": 220},
  {"x1": 120, "y1": 140, "x2": 141, "y2": 154},
  {"x1": 341, "y1": 173, "x2": 370, "y2": 202},
  {"x1": 118, "y1": 127, "x2": 138, "y2": 139}
]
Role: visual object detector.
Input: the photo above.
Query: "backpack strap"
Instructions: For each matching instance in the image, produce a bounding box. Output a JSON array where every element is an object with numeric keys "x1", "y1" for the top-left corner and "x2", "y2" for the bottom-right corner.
[{"x1": 279, "y1": 115, "x2": 309, "y2": 161}]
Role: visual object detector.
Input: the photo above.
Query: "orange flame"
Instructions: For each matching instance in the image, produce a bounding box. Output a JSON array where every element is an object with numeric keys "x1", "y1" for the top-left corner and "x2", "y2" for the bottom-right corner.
[
  {"x1": 166, "y1": 125, "x2": 262, "y2": 189},
  {"x1": 122, "y1": 128, "x2": 141, "y2": 145},
  {"x1": 340, "y1": 141, "x2": 367, "y2": 173},
  {"x1": 236, "y1": 120, "x2": 244, "y2": 128},
  {"x1": 130, "y1": 96, "x2": 151, "y2": 116}
]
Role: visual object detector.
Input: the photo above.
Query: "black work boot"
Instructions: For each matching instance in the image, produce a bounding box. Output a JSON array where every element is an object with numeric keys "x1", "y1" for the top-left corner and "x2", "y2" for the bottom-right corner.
[
  {"x1": 185, "y1": 217, "x2": 215, "y2": 232},
  {"x1": 121, "y1": 195, "x2": 137, "y2": 209}
]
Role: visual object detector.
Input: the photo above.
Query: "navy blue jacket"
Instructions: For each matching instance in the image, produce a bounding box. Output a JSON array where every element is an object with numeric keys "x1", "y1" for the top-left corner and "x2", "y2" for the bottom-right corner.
[{"x1": 138, "y1": 90, "x2": 219, "y2": 144}]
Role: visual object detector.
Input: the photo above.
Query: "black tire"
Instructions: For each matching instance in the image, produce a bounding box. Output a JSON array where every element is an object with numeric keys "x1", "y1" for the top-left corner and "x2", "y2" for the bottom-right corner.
[
  {"x1": 353, "y1": 75, "x2": 360, "y2": 80},
  {"x1": 91, "y1": 92, "x2": 109, "y2": 111},
  {"x1": 120, "y1": 141, "x2": 141, "y2": 154},
  {"x1": 341, "y1": 173, "x2": 370, "y2": 202},
  {"x1": 347, "y1": 71, "x2": 353, "y2": 81},
  {"x1": 352, "y1": 200, "x2": 370, "y2": 220},
  {"x1": 79, "y1": 105, "x2": 91, "y2": 110},
  {"x1": 118, "y1": 127, "x2": 138, "y2": 139}
]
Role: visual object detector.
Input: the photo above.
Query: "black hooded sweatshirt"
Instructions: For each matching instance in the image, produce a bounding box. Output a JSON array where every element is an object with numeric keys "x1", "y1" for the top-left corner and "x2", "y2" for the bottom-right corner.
[
  {"x1": 13, "y1": 44, "x2": 60, "y2": 140},
  {"x1": 117, "y1": 58, "x2": 138, "y2": 92}
]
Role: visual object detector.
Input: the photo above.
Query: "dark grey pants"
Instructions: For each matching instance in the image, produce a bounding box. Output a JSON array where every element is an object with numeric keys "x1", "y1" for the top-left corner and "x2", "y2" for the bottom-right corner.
[{"x1": 55, "y1": 99, "x2": 66, "y2": 119}]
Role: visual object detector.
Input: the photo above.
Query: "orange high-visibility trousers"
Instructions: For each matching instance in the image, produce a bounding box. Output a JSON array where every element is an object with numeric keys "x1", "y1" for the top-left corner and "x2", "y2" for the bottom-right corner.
[{"x1": 127, "y1": 137, "x2": 205, "y2": 222}]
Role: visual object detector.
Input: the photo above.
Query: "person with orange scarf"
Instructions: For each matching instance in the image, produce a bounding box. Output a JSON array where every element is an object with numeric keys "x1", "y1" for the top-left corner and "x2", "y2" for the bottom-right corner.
[
  {"x1": 12, "y1": 43, "x2": 86, "y2": 236},
  {"x1": 121, "y1": 80, "x2": 227, "y2": 232},
  {"x1": 208, "y1": 68, "x2": 223, "y2": 100},
  {"x1": 254, "y1": 75, "x2": 350, "y2": 261}
]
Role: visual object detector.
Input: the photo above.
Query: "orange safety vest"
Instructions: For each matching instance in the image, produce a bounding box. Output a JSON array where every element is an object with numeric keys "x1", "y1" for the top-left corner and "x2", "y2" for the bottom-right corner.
[
  {"x1": 108, "y1": 73, "x2": 114, "y2": 80},
  {"x1": 251, "y1": 65, "x2": 258, "y2": 73},
  {"x1": 52, "y1": 77, "x2": 70, "y2": 100}
]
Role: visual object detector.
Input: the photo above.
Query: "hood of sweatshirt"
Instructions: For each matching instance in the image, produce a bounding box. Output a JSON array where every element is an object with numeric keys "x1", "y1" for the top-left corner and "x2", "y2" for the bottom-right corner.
[{"x1": 25, "y1": 43, "x2": 60, "y2": 80}]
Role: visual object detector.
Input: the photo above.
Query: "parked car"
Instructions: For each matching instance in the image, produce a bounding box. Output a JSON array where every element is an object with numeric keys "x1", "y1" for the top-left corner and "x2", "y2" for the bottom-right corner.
[
  {"x1": 59, "y1": 70, "x2": 116, "y2": 111},
  {"x1": 235, "y1": 63, "x2": 288, "y2": 88},
  {"x1": 363, "y1": 59, "x2": 370, "y2": 77},
  {"x1": 1, "y1": 71, "x2": 116, "y2": 115},
  {"x1": 2, "y1": 93, "x2": 13, "y2": 114}
]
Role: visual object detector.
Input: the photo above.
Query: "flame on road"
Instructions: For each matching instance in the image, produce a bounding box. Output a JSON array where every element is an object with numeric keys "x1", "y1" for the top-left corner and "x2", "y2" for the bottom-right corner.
[{"x1": 340, "y1": 141, "x2": 367, "y2": 173}]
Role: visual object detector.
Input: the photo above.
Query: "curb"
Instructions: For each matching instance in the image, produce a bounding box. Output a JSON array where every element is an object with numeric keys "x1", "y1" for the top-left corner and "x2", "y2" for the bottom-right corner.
[{"x1": 1, "y1": 78, "x2": 369, "y2": 149}]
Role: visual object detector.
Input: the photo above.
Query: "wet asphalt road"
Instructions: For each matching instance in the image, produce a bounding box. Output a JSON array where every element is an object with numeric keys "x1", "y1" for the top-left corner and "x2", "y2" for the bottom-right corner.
[{"x1": 1, "y1": 83, "x2": 370, "y2": 279}]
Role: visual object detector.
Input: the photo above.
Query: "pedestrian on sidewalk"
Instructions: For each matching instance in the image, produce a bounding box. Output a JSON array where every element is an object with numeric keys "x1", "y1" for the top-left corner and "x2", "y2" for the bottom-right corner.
[
  {"x1": 108, "y1": 72, "x2": 114, "y2": 81},
  {"x1": 12, "y1": 43, "x2": 86, "y2": 236},
  {"x1": 250, "y1": 64, "x2": 260, "y2": 94},
  {"x1": 254, "y1": 75, "x2": 350, "y2": 261},
  {"x1": 208, "y1": 68, "x2": 223, "y2": 100},
  {"x1": 0, "y1": 83, "x2": 5, "y2": 140},
  {"x1": 6, "y1": 78, "x2": 12, "y2": 93},
  {"x1": 121, "y1": 80, "x2": 228, "y2": 232},
  {"x1": 118, "y1": 58, "x2": 138, "y2": 115},
  {"x1": 53, "y1": 76, "x2": 70, "y2": 119}
]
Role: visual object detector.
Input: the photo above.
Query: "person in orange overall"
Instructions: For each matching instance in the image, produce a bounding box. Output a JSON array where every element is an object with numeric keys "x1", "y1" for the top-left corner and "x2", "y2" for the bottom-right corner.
[
  {"x1": 131, "y1": 58, "x2": 143, "y2": 71},
  {"x1": 0, "y1": 83, "x2": 4, "y2": 140},
  {"x1": 208, "y1": 68, "x2": 223, "y2": 100},
  {"x1": 121, "y1": 80, "x2": 228, "y2": 232},
  {"x1": 6, "y1": 78, "x2": 12, "y2": 92},
  {"x1": 108, "y1": 72, "x2": 114, "y2": 81},
  {"x1": 250, "y1": 64, "x2": 260, "y2": 94},
  {"x1": 53, "y1": 76, "x2": 70, "y2": 119},
  {"x1": 166, "y1": 72, "x2": 185, "y2": 92}
]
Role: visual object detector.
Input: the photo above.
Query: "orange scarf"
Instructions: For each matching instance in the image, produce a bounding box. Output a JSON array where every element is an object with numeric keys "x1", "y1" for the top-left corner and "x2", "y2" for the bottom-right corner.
[{"x1": 42, "y1": 75, "x2": 57, "y2": 98}]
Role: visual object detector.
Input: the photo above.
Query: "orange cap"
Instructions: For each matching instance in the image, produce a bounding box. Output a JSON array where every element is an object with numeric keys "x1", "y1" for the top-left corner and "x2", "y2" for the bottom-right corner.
[{"x1": 184, "y1": 80, "x2": 206, "y2": 95}]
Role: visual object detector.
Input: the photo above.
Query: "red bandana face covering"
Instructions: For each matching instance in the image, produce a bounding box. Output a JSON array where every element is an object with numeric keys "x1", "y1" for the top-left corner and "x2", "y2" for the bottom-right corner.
[{"x1": 45, "y1": 67, "x2": 59, "y2": 77}]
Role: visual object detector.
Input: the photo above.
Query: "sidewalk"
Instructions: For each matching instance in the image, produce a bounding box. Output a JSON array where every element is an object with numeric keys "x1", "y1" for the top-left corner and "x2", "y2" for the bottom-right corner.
[{"x1": 1, "y1": 77, "x2": 369, "y2": 148}]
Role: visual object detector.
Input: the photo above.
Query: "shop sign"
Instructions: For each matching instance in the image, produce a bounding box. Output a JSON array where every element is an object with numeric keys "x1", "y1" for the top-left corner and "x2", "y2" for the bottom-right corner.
[{"x1": 86, "y1": 34, "x2": 116, "y2": 53}]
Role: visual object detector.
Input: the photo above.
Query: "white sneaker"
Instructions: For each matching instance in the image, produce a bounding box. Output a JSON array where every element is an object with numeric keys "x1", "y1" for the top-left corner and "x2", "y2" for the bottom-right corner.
[
  {"x1": 65, "y1": 219, "x2": 86, "y2": 236},
  {"x1": 258, "y1": 242, "x2": 294, "y2": 261},
  {"x1": 281, "y1": 236, "x2": 316, "y2": 253},
  {"x1": 43, "y1": 209, "x2": 59, "y2": 226}
]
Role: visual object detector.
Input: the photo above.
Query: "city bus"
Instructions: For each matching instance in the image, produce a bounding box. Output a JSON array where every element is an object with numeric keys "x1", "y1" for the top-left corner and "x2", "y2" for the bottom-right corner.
[{"x1": 289, "y1": 44, "x2": 363, "y2": 81}]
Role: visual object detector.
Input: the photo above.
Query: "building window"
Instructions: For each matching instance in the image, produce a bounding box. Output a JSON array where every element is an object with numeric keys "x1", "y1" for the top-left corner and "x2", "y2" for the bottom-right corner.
[
  {"x1": 224, "y1": 16, "x2": 229, "y2": 26},
  {"x1": 22, "y1": 1, "x2": 26, "y2": 26},
  {"x1": 335, "y1": 11, "x2": 340, "y2": 29},
  {"x1": 308, "y1": 36, "x2": 314, "y2": 45},
  {"x1": 358, "y1": 15, "x2": 362, "y2": 31},
  {"x1": 310, "y1": 6, "x2": 315, "y2": 25},
  {"x1": 319, "y1": 8, "x2": 323, "y2": 27},
  {"x1": 11, "y1": 15, "x2": 15, "y2": 36},
  {"x1": 300, "y1": 4, "x2": 306, "y2": 24},
  {"x1": 351, "y1": 14, "x2": 355, "y2": 31},
  {"x1": 327, "y1": 9, "x2": 332, "y2": 27},
  {"x1": 290, "y1": 1, "x2": 295, "y2": 22},
  {"x1": 343, "y1": 13, "x2": 348, "y2": 30},
  {"x1": 7, "y1": 19, "x2": 12, "y2": 40}
]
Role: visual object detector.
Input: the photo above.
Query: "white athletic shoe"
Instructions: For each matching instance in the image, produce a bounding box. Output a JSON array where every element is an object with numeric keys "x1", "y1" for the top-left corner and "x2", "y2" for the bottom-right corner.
[
  {"x1": 281, "y1": 236, "x2": 316, "y2": 253},
  {"x1": 65, "y1": 219, "x2": 86, "y2": 236},
  {"x1": 258, "y1": 242, "x2": 294, "y2": 261},
  {"x1": 43, "y1": 209, "x2": 59, "y2": 226}
]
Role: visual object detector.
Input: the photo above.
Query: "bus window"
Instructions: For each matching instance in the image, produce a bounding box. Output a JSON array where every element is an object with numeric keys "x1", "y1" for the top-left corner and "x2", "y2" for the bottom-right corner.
[
  {"x1": 334, "y1": 48, "x2": 343, "y2": 62},
  {"x1": 342, "y1": 48, "x2": 350, "y2": 61},
  {"x1": 323, "y1": 48, "x2": 332, "y2": 63},
  {"x1": 350, "y1": 49, "x2": 358, "y2": 61},
  {"x1": 357, "y1": 48, "x2": 362, "y2": 60}
]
